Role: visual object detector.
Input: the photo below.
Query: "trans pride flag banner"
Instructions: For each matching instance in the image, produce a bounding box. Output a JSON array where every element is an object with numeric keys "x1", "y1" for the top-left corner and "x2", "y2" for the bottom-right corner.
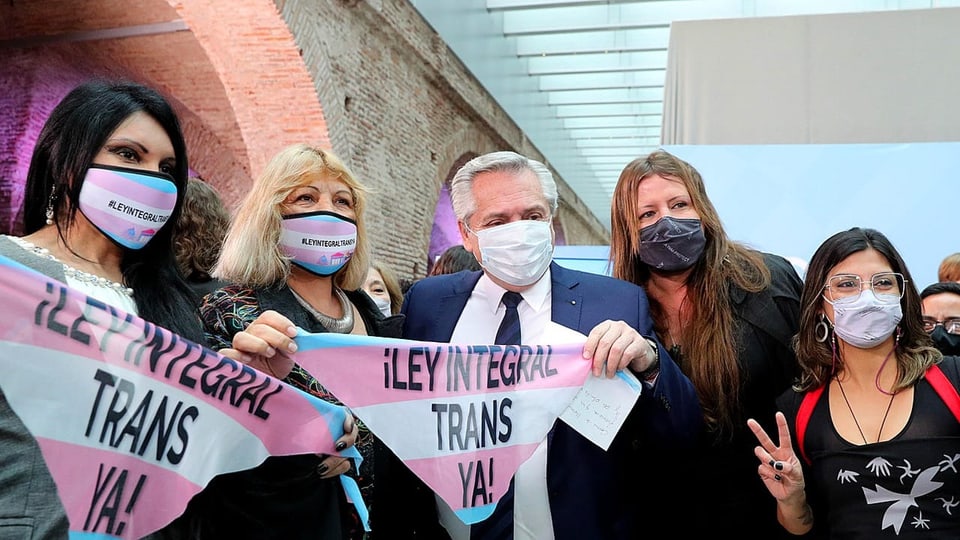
[
  {"x1": 0, "y1": 256, "x2": 361, "y2": 539},
  {"x1": 294, "y1": 330, "x2": 594, "y2": 525}
]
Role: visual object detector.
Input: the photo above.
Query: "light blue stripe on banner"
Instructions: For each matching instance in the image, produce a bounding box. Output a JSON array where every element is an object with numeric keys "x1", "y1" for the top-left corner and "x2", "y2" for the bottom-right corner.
[
  {"x1": 616, "y1": 370, "x2": 643, "y2": 392},
  {"x1": 294, "y1": 328, "x2": 409, "y2": 350},
  {"x1": 341, "y1": 475, "x2": 371, "y2": 532},
  {"x1": 70, "y1": 532, "x2": 120, "y2": 540},
  {"x1": 455, "y1": 502, "x2": 497, "y2": 525}
]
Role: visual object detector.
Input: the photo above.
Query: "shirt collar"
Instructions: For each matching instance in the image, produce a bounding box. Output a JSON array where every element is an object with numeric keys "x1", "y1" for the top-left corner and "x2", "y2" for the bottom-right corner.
[{"x1": 476, "y1": 267, "x2": 552, "y2": 315}]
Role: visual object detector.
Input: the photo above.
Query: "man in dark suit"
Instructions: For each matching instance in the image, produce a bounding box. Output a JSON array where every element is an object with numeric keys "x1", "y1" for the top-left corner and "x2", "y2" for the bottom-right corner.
[{"x1": 371, "y1": 151, "x2": 702, "y2": 539}]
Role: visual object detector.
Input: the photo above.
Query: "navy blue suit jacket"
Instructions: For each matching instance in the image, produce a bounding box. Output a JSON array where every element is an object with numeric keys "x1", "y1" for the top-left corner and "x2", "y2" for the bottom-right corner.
[{"x1": 370, "y1": 263, "x2": 702, "y2": 539}]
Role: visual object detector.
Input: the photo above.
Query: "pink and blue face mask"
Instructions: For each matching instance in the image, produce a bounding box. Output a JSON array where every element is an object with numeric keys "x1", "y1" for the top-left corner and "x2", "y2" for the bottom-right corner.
[
  {"x1": 77, "y1": 164, "x2": 179, "y2": 250},
  {"x1": 280, "y1": 211, "x2": 358, "y2": 276}
]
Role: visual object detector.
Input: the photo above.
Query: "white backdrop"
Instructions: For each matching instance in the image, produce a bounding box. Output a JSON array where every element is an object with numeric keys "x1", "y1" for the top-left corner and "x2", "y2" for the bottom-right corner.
[{"x1": 663, "y1": 143, "x2": 957, "y2": 288}]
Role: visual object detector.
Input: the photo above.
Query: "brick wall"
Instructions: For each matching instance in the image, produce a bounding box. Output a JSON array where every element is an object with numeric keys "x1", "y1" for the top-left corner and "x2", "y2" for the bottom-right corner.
[
  {"x1": 277, "y1": 0, "x2": 608, "y2": 280},
  {"x1": 1, "y1": 0, "x2": 608, "y2": 281}
]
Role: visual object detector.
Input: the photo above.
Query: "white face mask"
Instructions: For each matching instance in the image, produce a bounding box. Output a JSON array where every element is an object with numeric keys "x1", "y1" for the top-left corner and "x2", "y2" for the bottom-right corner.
[
  {"x1": 373, "y1": 296, "x2": 392, "y2": 317},
  {"x1": 471, "y1": 220, "x2": 553, "y2": 287},
  {"x1": 826, "y1": 289, "x2": 903, "y2": 349}
]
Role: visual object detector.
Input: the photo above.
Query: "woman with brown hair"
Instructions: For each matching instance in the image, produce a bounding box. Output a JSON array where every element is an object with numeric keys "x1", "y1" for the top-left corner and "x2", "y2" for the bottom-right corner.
[
  {"x1": 609, "y1": 149, "x2": 803, "y2": 537},
  {"x1": 749, "y1": 227, "x2": 958, "y2": 538}
]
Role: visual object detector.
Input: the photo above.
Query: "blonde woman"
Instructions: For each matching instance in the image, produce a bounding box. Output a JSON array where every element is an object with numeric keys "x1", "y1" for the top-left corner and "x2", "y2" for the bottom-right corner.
[{"x1": 172, "y1": 144, "x2": 400, "y2": 539}]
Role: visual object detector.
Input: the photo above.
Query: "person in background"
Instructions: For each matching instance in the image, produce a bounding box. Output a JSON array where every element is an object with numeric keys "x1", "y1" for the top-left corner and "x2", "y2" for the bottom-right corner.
[
  {"x1": 938, "y1": 252, "x2": 960, "y2": 283},
  {"x1": 428, "y1": 243, "x2": 481, "y2": 276},
  {"x1": 363, "y1": 260, "x2": 403, "y2": 316},
  {"x1": 173, "y1": 143, "x2": 397, "y2": 540},
  {"x1": 608, "y1": 149, "x2": 803, "y2": 538},
  {"x1": 748, "y1": 227, "x2": 958, "y2": 538},
  {"x1": 921, "y1": 281, "x2": 960, "y2": 356},
  {"x1": 371, "y1": 150, "x2": 702, "y2": 539},
  {"x1": 173, "y1": 176, "x2": 231, "y2": 298}
]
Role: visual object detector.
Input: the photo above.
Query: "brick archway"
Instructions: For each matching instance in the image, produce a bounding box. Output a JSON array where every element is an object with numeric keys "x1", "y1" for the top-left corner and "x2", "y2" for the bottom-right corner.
[{"x1": 0, "y1": 0, "x2": 330, "y2": 223}]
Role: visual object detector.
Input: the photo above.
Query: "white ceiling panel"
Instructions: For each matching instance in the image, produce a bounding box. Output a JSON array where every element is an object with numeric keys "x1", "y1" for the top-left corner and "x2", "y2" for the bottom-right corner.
[{"x1": 410, "y1": 0, "x2": 960, "y2": 231}]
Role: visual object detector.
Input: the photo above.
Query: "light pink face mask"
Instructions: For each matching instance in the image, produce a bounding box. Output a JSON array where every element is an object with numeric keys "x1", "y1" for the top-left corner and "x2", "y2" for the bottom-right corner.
[{"x1": 77, "y1": 164, "x2": 179, "y2": 250}]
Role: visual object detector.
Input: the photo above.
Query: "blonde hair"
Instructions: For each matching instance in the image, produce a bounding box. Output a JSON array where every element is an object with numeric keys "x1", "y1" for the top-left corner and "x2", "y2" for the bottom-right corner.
[
  {"x1": 213, "y1": 144, "x2": 369, "y2": 290},
  {"x1": 372, "y1": 260, "x2": 404, "y2": 315}
]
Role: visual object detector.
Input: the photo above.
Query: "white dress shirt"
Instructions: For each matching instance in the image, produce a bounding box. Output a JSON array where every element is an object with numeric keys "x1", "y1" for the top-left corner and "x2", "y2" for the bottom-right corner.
[{"x1": 437, "y1": 269, "x2": 556, "y2": 540}]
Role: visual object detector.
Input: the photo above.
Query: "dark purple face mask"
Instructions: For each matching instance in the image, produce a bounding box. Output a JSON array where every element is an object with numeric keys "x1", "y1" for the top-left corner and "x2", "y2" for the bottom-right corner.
[{"x1": 638, "y1": 216, "x2": 706, "y2": 272}]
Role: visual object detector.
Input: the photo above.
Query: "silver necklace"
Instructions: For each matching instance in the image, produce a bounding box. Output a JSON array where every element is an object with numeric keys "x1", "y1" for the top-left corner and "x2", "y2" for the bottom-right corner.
[
  {"x1": 9, "y1": 236, "x2": 134, "y2": 297},
  {"x1": 836, "y1": 378, "x2": 896, "y2": 444},
  {"x1": 290, "y1": 286, "x2": 355, "y2": 334}
]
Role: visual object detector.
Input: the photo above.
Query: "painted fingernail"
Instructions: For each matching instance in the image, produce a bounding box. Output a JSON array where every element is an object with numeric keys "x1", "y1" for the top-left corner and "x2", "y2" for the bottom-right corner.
[
  {"x1": 317, "y1": 463, "x2": 329, "y2": 475},
  {"x1": 775, "y1": 461, "x2": 784, "y2": 471},
  {"x1": 768, "y1": 460, "x2": 775, "y2": 467},
  {"x1": 287, "y1": 326, "x2": 298, "y2": 337},
  {"x1": 288, "y1": 341, "x2": 298, "y2": 353},
  {"x1": 774, "y1": 474, "x2": 782, "y2": 481},
  {"x1": 265, "y1": 346, "x2": 276, "y2": 358},
  {"x1": 335, "y1": 441, "x2": 347, "y2": 451}
]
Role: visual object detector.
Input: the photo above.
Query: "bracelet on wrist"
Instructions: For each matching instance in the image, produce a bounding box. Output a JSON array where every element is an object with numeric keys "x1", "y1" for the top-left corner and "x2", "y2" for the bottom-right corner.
[{"x1": 639, "y1": 338, "x2": 661, "y2": 379}]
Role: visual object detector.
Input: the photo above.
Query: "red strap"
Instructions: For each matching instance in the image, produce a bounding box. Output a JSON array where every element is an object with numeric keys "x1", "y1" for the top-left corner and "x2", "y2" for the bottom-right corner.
[
  {"x1": 926, "y1": 364, "x2": 960, "y2": 422},
  {"x1": 796, "y1": 384, "x2": 825, "y2": 466}
]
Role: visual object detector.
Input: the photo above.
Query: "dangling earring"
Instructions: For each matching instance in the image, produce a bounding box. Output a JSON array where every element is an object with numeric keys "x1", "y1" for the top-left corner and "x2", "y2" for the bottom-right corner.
[
  {"x1": 894, "y1": 326, "x2": 902, "y2": 347},
  {"x1": 45, "y1": 185, "x2": 57, "y2": 226},
  {"x1": 815, "y1": 314, "x2": 830, "y2": 343},
  {"x1": 830, "y1": 333, "x2": 839, "y2": 376}
]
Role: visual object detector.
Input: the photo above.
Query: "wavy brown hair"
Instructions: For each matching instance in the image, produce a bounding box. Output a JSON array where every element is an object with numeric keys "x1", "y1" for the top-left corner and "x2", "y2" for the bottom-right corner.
[
  {"x1": 610, "y1": 149, "x2": 770, "y2": 436},
  {"x1": 428, "y1": 244, "x2": 480, "y2": 276},
  {"x1": 173, "y1": 178, "x2": 231, "y2": 281},
  {"x1": 794, "y1": 227, "x2": 939, "y2": 392}
]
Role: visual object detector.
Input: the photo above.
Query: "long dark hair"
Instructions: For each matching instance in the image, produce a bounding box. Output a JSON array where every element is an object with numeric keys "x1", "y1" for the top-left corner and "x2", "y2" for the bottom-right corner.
[
  {"x1": 794, "y1": 227, "x2": 939, "y2": 391},
  {"x1": 24, "y1": 79, "x2": 205, "y2": 343}
]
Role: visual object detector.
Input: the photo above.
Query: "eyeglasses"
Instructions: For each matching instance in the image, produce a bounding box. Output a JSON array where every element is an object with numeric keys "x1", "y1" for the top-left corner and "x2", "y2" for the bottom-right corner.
[
  {"x1": 922, "y1": 317, "x2": 960, "y2": 335},
  {"x1": 822, "y1": 272, "x2": 906, "y2": 305}
]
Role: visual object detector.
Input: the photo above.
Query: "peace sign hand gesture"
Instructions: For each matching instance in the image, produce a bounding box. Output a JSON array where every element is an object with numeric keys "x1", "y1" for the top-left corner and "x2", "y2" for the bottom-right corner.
[{"x1": 746, "y1": 411, "x2": 815, "y2": 535}]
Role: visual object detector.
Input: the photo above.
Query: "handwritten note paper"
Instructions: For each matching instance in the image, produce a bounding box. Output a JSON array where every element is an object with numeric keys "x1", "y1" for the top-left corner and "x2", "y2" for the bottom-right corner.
[
  {"x1": 560, "y1": 370, "x2": 642, "y2": 450},
  {"x1": 538, "y1": 321, "x2": 644, "y2": 451}
]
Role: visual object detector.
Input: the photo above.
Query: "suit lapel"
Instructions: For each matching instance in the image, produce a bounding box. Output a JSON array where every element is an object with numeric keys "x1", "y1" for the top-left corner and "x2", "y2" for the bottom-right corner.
[
  {"x1": 548, "y1": 263, "x2": 583, "y2": 333},
  {"x1": 430, "y1": 271, "x2": 482, "y2": 341}
]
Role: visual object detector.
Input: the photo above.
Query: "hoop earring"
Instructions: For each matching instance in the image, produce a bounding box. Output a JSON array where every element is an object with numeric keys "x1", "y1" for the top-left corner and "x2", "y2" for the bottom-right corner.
[
  {"x1": 45, "y1": 185, "x2": 57, "y2": 226},
  {"x1": 815, "y1": 316, "x2": 830, "y2": 343}
]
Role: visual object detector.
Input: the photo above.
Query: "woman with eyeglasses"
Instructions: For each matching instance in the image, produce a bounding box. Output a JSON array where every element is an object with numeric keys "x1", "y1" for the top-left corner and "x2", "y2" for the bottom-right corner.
[
  {"x1": 921, "y1": 281, "x2": 960, "y2": 356},
  {"x1": 748, "y1": 227, "x2": 960, "y2": 539}
]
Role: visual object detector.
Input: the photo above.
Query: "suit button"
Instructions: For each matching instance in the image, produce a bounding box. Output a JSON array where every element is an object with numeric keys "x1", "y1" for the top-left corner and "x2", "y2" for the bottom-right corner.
[{"x1": 660, "y1": 396, "x2": 671, "y2": 411}]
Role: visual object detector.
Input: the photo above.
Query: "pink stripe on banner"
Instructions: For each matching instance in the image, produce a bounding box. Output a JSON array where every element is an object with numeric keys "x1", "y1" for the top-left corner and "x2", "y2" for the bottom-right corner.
[
  {"x1": 295, "y1": 342, "x2": 591, "y2": 408},
  {"x1": 0, "y1": 263, "x2": 343, "y2": 457},
  {"x1": 39, "y1": 438, "x2": 201, "y2": 538},
  {"x1": 404, "y1": 443, "x2": 541, "y2": 519},
  {"x1": 86, "y1": 168, "x2": 177, "y2": 207}
]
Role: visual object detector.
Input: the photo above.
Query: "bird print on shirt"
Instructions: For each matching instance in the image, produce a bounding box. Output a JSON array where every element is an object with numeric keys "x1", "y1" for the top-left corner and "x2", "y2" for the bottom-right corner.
[{"x1": 862, "y1": 466, "x2": 943, "y2": 534}]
